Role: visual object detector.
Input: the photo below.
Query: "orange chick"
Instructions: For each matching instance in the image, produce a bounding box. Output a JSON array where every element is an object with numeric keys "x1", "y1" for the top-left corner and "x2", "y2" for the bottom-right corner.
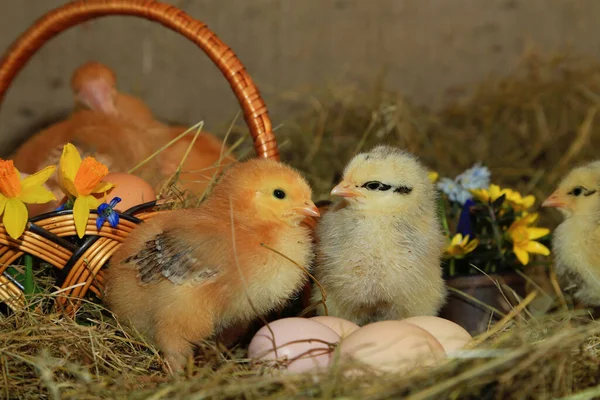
[
  {"x1": 70, "y1": 61, "x2": 236, "y2": 195},
  {"x1": 71, "y1": 61, "x2": 155, "y2": 126},
  {"x1": 103, "y1": 158, "x2": 320, "y2": 372}
]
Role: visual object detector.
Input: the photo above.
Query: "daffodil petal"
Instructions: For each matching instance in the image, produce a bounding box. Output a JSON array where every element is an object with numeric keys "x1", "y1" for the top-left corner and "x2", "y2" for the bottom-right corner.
[
  {"x1": 20, "y1": 165, "x2": 55, "y2": 191},
  {"x1": 62, "y1": 179, "x2": 79, "y2": 198},
  {"x1": 91, "y1": 181, "x2": 115, "y2": 194},
  {"x1": 525, "y1": 241, "x2": 551, "y2": 256},
  {"x1": 73, "y1": 195, "x2": 99, "y2": 238},
  {"x1": 0, "y1": 195, "x2": 7, "y2": 215},
  {"x1": 3, "y1": 198, "x2": 28, "y2": 239},
  {"x1": 58, "y1": 143, "x2": 82, "y2": 197},
  {"x1": 513, "y1": 246, "x2": 529, "y2": 265},
  {"x1": 88, "y1": 195, "x2": 100, "y2": 209},
  {"x1": 19, "y1": 185, "x2": 57, "y2": 204}
]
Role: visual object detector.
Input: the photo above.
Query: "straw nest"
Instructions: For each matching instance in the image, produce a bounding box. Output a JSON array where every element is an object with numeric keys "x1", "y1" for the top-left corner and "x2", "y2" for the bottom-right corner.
[
  {"x1": 3, "y1": 53, "x2": 600, "y2": 399},
  {"x1": 2, "y1": 298, "x2": 600, "y2": 399}
]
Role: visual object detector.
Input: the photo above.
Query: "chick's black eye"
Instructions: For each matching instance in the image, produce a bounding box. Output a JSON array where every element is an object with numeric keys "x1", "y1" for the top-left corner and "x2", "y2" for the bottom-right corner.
[
  {"x1": 569, "y1": 187, "x2": 584, "y2": 196},
  {"x1": 366, "y1": 182, "x2": 381, "y2": 190},
  {"x1": 362, "y1": 181, "x2": 391, "y2": 191},
  {"x1": 273, "y1": 189, "x2": 286, "y2": 199}
]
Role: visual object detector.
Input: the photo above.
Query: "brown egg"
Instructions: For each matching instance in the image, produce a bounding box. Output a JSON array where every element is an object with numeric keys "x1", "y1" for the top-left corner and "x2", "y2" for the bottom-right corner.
[
  {"x1": 401, "y1": 316, "x2": 472, "y2": 355},
  {"x1": 338, "y1": 320, "x2": 446, "y2": 375},
  {"x1": 95, "y1": 172, "x2": 156, "y2": 212}
]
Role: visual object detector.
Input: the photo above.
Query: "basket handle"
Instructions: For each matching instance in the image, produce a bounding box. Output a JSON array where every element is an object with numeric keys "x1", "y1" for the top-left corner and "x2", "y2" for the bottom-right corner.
[{"x1": 0, "y1": 0, "x2": 279, "y2": 160}]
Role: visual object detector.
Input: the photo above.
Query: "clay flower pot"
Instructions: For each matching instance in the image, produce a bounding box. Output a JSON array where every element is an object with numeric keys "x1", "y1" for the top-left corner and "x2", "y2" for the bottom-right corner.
[{"x1": 439, "y1": 273, "x2": 527, "y2": 334}]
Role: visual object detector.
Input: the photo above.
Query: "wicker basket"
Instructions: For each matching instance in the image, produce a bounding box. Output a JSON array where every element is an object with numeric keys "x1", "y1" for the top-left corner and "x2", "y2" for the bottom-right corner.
[{"x1": 0, "y1": 0, "x2": 279, "y2": 316}]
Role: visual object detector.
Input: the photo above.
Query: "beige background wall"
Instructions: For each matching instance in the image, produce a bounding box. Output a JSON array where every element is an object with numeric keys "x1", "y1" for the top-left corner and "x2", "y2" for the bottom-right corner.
[{"x1": 0, "y1": 0, "x2": 598, "y2": 156}]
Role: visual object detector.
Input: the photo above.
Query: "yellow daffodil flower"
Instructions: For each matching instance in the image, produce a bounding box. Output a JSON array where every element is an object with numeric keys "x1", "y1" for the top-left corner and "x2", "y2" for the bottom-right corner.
[
  {"x1": 428, "y1": 171, "x2": 439, "y2": 183},
  {"x1": 444, "y1": 233, "x2": 479, "y2": 258},
  {"x1": 58, "y1": 143, "x2": 114, "y2": 238},
  {"x1": 507, "y1": 213, "x2": 550, "y2": 265},
  {"x1": 470, "y1": 184, "x2": 535, "y2": 211},
  {"x1": 0, "y1": 160, "x2": 56, "y2": 239}
]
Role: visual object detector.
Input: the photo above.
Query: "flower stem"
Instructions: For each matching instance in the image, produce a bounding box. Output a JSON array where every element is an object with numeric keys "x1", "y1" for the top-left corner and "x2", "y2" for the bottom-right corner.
[
  {"x1": 438, "y1": 195, "x2": 450, "y2": 236},
  {"x1": 23, "y1": 255, "x2": 34, "y2": 296},
  {"x1": 488, "y1": 204, "x2": 504, "y2": 257}
]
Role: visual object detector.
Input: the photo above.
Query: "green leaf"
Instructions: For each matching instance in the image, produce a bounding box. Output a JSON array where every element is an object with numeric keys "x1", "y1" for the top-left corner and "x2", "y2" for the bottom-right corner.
[{"x1": 492, "y1": 193, "x2": 506, "y2": 210}]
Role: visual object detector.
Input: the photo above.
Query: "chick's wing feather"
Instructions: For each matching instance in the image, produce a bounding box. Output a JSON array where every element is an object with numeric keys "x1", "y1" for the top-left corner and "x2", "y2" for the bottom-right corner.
[{"x1": 123, "y1": 224, "x2": 227, "y2": 286}]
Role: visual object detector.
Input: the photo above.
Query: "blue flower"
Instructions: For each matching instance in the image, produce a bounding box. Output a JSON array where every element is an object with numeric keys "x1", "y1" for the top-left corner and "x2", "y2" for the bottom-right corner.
[
  {"x1": 437, "y1": 178, "x2": 472, "y2": 205},
  {"x1": 456, "y1": 198, "x2": 476, "y2": 237},
  {"x1": 96, "y1": 197, "x2": 121, "y2": 231},
  {"x1": 456, "y1": 163, "x2": 490, "y2": 190}
]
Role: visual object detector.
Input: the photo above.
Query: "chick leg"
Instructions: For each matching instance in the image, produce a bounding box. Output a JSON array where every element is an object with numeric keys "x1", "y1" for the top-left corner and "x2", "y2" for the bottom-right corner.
[{"x1": 153, "y1": 304, "x2": 215, "y2": 374}]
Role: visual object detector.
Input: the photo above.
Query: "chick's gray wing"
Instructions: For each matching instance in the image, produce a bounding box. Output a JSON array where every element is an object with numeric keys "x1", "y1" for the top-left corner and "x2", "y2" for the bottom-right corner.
[{"x1": 123, "y1": 226, "x2": 228, "y2": 286}]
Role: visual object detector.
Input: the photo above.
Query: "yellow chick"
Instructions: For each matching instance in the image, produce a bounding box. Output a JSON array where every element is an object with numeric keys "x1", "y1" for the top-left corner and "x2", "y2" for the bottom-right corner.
[
  {"x1": 542, "y1": 160, "x2": 600, "y2": 306},
  {"x1": 103, "y1": 158, "x2": 319, "y2": 372},
  {"x1": 311, "y1": 145, "x2": 447, "y2": 325}
]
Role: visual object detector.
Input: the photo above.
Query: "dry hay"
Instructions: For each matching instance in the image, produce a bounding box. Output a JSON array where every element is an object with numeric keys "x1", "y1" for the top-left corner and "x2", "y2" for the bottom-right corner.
[
  {"x1": 3, "y1": 52, "x2": 600, "y2": 399},
  {"x1": 271, "y1": 52, "x2": 600, "y2": 229},
  {"x1": 1, "y1": 295, "x2": 600, "y2": 399}
]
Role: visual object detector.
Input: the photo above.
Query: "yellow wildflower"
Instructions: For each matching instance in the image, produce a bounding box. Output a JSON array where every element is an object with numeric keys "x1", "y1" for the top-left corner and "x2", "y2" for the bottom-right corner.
[
  {"x1": 428, "y1": 171, "x2": 439, "y2": 183},
  {"x1": 470, "y1": 184, "x2": 504, "y2": 203},
  {"x1": 470, "y1": 184, "x2": 535, "y2": 211},
  {"x1": 58, "y1": 143, "x2": 114, "y2": 238},
  {"x1": 0, "y1": 160, "x2": 56, "y2": 239},
  {"x1": 507, "y1": 213, "x2": 550, "y2": 265},
  {"x1": 503, "y1": 190, "x2": 535, "y2": 212},
  {"x1": 445, "y1": 233, "x2": 479, "y2": 258}
]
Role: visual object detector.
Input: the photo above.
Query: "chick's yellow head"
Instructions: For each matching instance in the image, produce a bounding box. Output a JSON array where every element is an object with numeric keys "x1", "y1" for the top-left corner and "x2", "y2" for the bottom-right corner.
[
  {"x1": 543, "y1": 160, "x2": 600, "y2": 218},
  {"x1": 333, "y1": 145, "x2": 435, "y2": 213},
  {"x1": 211, "y1": 159, "x2": 319, "y2": 226}
]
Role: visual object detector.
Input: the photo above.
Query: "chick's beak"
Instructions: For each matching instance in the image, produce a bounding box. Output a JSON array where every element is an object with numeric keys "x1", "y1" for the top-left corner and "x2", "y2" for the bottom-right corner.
[
  {"x1": 77, "y1": 83, "x2": 117, "y2": 115},
  {"x1": 331, "y1": 182, "x2": 364, "y2": 198},
  {"x1": 542, "y1": 191, "x2": 567, "y2": 208},
  {"x1": 294, "y1": 202, "x2": 320, "y2": 218}
]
